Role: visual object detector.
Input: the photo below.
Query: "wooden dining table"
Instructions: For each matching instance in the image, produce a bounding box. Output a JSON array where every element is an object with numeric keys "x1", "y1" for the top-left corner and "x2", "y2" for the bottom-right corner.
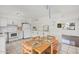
[
  {"x1": 21, "y1": 36, "x2": 58, "y2": 54},
  {"x1": 33, "y1": 41, "x2": 50, "y2": 54}
]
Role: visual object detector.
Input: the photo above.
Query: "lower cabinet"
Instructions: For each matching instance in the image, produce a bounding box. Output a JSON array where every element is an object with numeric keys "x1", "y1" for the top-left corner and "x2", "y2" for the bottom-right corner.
[{"x1": 0, "y1": 36, "x2": 6, "y2": 54}]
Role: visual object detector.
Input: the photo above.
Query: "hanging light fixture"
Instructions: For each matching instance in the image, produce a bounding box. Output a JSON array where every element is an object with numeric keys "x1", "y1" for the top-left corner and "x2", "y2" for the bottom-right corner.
[{"x1": 46, "y1": 5, "x2": 51, "y2": 19}]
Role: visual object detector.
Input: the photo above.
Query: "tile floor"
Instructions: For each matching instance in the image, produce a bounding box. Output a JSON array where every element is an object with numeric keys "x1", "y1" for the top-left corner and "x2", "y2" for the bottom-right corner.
[{"x1": 6, "y1": 40, "x2": 22, "y2": 54}]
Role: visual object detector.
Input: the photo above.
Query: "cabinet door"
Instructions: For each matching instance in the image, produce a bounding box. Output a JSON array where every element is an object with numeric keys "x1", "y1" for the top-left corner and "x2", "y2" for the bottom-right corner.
[{"x1": 0, "y1": 37, "x2": 6, "y2": 54}]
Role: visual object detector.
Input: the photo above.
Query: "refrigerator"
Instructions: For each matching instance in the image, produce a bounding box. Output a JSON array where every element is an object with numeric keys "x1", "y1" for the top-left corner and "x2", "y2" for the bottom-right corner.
[{"x1": 22, "y1": 23, "x2": 31, "y2": 39}]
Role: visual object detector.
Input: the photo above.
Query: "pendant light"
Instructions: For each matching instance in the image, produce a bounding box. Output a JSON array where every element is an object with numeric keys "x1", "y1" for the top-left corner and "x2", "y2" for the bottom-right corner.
[{"x1": 46, "y1": 5, "x2": 51, "y2": 19}]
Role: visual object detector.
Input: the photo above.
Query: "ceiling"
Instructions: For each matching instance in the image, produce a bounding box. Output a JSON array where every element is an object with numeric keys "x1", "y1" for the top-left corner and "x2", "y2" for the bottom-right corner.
[{"x1": 0, "y1": 5, "x2": 79, "y2": 19}]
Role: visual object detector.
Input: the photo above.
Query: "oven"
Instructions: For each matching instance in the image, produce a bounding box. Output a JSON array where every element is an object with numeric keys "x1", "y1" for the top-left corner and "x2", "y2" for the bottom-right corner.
[
  {"x1": 6, "y1": 32, "x2": 19, "y2": 42},
  {"x1": 6, "y1": 25, "x2": 19, "y2": 42},
  {"x1": 9, "y1": 32, "x2": 18, "y2": 39},
  {"x1": 6, "y1": 25, "x2": 23, "y2": 42}
]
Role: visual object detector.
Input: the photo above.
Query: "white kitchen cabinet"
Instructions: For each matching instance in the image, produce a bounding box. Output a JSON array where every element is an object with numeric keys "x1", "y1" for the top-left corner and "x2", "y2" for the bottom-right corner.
[
  {"x1": 0, "y1": 36, "x2": 6, "y2": 54},
  {"x1": 68, "y1": 46, "x2": 76, "y2": 54},
  {"x1": 61, "y1": 44, "x2": 69, "y2": 52},
  {"x1": 7, "y1": 25, "x2": 17, "y2": 32},
  {"x1": 76, "y1": 47, "x2": 79, "y2": 54}
]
